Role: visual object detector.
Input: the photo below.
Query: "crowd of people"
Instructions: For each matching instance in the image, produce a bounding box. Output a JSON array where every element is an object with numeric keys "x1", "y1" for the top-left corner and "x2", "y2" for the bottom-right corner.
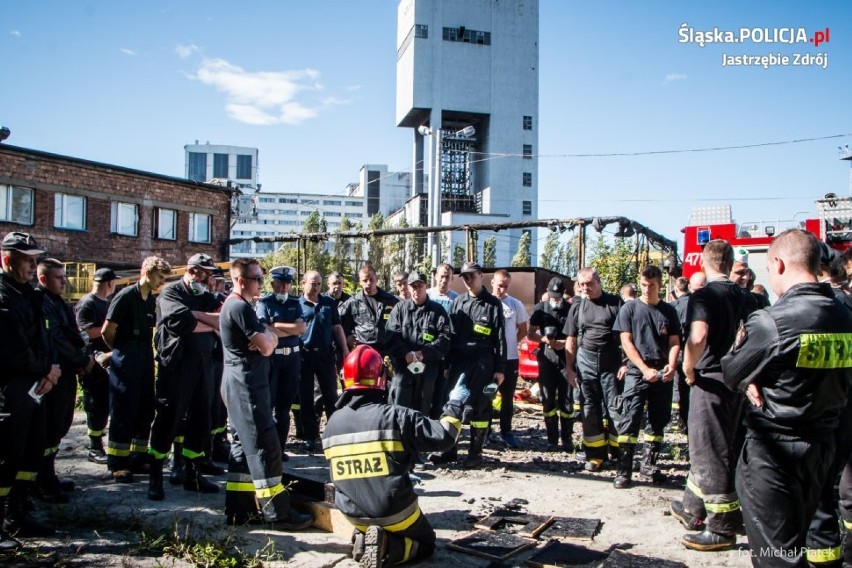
[{"x1": 0, "y1": 228, "x2": 850, "y2": 568}]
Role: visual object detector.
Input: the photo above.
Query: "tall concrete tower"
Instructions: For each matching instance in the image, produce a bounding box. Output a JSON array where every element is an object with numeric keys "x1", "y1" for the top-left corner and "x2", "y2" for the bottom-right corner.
[{"x1": 396, "y1": 0, "x2": 539, "y2": 266}]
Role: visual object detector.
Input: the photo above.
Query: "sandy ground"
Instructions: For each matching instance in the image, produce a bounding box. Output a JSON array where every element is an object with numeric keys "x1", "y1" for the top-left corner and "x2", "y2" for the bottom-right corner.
[{"x1": 8, "y1": 403, "x2": 756, "y2": 568}]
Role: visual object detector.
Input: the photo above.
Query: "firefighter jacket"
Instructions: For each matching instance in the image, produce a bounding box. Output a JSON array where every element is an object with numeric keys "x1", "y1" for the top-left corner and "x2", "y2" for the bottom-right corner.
[
  {"x1": 154, "y1": 280, "x2": 219, "y2": 368},
  {"x1": 322, "y1": 392, "x2": 462, "y2": 523},
  {"x1": 449, "y1": 288, "x2": 507, "y2": 374},
  {"x1": 339, "y1": 288, "x2": 399, "y2": 351},
  {"x1": 0, "y1": 272, "x2": 52, "y2": 383},
  {"x1": 38, "y1": 288, "x2": 89, "y2": 372},
  {"x1": 385, "y1": 298, "x2": 452, "y2": 370},
  {"x1": 722, "y1": 282, "x2": 852, "y2": 437}
]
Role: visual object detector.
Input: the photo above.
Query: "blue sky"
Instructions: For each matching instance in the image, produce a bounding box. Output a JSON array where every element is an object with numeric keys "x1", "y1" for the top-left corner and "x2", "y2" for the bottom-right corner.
[{"x1": 2, "y1": 1, "x2": 850, "y2": 256}]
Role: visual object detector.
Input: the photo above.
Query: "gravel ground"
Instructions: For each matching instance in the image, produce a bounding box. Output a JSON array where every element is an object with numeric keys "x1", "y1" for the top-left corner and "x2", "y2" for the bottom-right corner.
[{"x1": 5, "y1": 401, "x2": 755, "y2": 567}]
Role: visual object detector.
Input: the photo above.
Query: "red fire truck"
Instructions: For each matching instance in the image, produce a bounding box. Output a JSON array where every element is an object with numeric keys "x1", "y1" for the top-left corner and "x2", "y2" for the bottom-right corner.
[{"x1": 681, "y1": 195, "x2": 852, "y2": 302}]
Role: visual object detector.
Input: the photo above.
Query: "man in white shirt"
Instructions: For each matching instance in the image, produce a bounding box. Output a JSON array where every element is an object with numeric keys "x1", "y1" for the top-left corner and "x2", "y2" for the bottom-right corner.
[{"x1": 491, "y1": 269, "x2": 529, "y2": 448}]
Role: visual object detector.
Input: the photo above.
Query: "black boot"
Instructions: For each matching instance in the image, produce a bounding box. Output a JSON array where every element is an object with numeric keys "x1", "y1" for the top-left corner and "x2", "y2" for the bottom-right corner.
[
  {"x1": 681, "y1": 530, "x2": 735, "y2": 551},
  {"x1": 544, "y1": 415, "x2": 559, "y2": 451},
  {"x1": 0, "y1": 497, "x2": 22, "y2": 553},
  {"x1": 211, "y1": 433, "x2": 231, "y2": 464},
  {"x1": 147, "y1": 458, "x2": 165, "y2": 501},
  {"x1": 463, "y1": 426, "x2": 488, "y2": 469},
  {"x1": 88, "y1": 436, "x2": 108, "y2": 465},
  {"x1": 183, "y1": 458, "x2": 220, "y2": 494},
  {"x1": 639, "y1": 442, "x2": 662, "y2": 481},
  {"x1": 429, "y1": 445, "x2": 458, "y2": 465},
  {"x1": 258, "y1": 491, "x2": 313, "y2": 531},
  {"x1": 169, "y1": 443, "x2": 184, "y2": 485},
  {"x1": 559, "y1": 415, "x2": 574, "y2": 452},
  {"x1": 3, "y1": 485, "x2": 55, "y2": 537},
  {"x1": 35, "y1": 454, "x2": 69, "y2": 504},
  {"x1": 197, "y1": 456, "x2": 225, "y2": 476},
  {"x1": 613, "y1": 443, "x2": 634, "y2": 489}
]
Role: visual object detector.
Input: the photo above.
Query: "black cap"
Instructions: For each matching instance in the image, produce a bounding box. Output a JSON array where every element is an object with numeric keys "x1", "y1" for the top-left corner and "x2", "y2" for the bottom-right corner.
[
  {"x1": 187, "y1": 253, "x2": 216, "y2": 270},
  {"x1": 819, "y1": 241, "x2": 837, "y2": 267},
  {"x1": 547, "y1": 277, "x2": 565, "y2": 298},
  {"x1": 93, "y1": 268, "x2": 118, "y2": 283},
  {"x1": 1, "y1": 231, "x2": 44, "y2": 255},
  {"x1": 407, "y1": 271, "x2": 427, "y2": 285},
  {"x1": 212, "y1": 267, "x2": 226, "y2": 279},
  {"x1": 460, "y1": 261, "x2": 482, "y2": 275},
  {"x1": 270, "y1": 265, "x2": 295, "y2": 283}
]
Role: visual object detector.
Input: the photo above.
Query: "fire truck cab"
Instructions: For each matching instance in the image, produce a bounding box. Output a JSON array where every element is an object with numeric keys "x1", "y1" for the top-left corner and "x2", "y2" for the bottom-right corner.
[{"x1": 682, "y1": 196, "x2": 852, "y2": 303}]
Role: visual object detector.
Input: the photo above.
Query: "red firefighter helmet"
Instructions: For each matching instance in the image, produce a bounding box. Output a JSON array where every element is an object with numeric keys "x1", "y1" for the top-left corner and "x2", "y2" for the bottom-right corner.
[{"x1": 342, "y1": 345, "x2": 386, "y2": 391}]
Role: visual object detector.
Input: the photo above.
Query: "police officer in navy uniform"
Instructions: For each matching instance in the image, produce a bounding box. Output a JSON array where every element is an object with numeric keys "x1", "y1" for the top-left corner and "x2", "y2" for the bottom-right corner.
[
  {"x1": 430, "y1": 261, "x2": 506, "y2": 469},
  {"x1": 339, "y1": 263, "x2": 399, "y2": 356},
  {"x1": 102, "y1": 256, "x2": 171, "y2": 483},
  {"x1": 322, "y1": 345, "x2": 464, "y2": 567},
  {"x1": 0, "y1": 232, "x2": 60, "y2": 551},
  {"x1": 722, "y1": 229, "x2": 852, "y2": 565},
  {"x1": 385, "y1": 271, "x2": 452, "y2": 415},
  {"x1": 528, "y1": 277, "x2": 574, "y2": 451},
  {"x1": 147, "y1": 253, "x2": 221, "y2": 501},
  {"x1": 256, "y1": 266, "x2": 305, "y2": 457},
  {"x1": 299, "y1": 270, "x2": 350, "y2": 452},
  {"x1": 220, "y1": 258, "x2": 312, "y2": 530}
]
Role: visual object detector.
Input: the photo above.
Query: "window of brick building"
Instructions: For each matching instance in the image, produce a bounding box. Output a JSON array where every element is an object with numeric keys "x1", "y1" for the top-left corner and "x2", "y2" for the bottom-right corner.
[
  {"x1": 110, "y1": 202, "x2": 138, "y2": 236},
  {"x1": 154, "y1": 208, "x2": 176, "y2": 240},
  {"x1": 0, "y1": 185, "x2": 34, "y2": 225},
  {"x1": 54, "y1": 193, "x2": 86, "y2": 230},
  {"x1": 189, "y1": 212, "x2": 211, "y2": 243}
]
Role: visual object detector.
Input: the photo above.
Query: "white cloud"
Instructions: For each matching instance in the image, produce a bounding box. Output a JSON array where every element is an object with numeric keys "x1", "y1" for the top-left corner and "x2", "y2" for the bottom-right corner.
[
  {"x1": 121, "y1": 48, "x2": 138, "y2": 56},
  {"x1": 189, "y1": 58, "x2": 330, "y2": 125},
  {"x1": 664, "y1": 73, "x2": 688, "y2": 84},
  {"x1": 175, "y1": 43, "x2": 200, "y2": 59},
  {"x1": 320, "y1": 96, "x2": 350, "y2": 107},
  {"x1": 10, "y1": 30, "x2": 21, "y2": 37}
]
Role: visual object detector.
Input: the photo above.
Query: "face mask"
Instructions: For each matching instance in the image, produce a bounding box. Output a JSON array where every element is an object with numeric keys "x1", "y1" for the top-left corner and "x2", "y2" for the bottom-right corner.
[
  {"x1": 190, "y1": 281, "x2": 206, "y2": 295},
  {"x1": 275, "y1": 293, "x2": 289, "y2": 303}
]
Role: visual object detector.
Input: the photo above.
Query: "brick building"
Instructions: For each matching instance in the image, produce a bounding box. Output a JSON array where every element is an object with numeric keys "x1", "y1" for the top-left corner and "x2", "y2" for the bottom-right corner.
[{"x1": 0, "y1": 144, "x2": 234, "y2": 270}]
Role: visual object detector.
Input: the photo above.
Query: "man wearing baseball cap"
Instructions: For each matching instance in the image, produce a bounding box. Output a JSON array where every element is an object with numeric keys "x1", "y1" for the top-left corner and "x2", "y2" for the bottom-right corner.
[
  {"x1": 255, "y1": 266, "x2": 305, "y2": 456},
  {"x1": 0, "y1": 232, "x2": 60, "y2": 550},
  {"x1": 385, "y1": 271, "x2": 452, "y2": 414},
  {"x1": 75, "y1": 267, "x2": 119, "y2": 466},
  {"x1": 147, "y1": 253, "x2": 220, "y2": 500}
]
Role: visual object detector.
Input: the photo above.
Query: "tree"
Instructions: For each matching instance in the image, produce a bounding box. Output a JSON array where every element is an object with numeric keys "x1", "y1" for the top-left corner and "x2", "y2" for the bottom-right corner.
[
  {"x1": 511, "y1": 231, "x2": 531, "y2": 267},
  {"x1": 331, "y1": 215, "x2": 353, "y2": 277},
  {"x1": 302, "y1": 211, "x2": 330, "y2": 276},
  {"x1": 452, "y1": 243, "x2": 465, "y2": 268},
  {"x1": 385, "y1": 217, "x2": 409, "y2": 274},
  {"x1": 539, "y1": 231, "x2": 560, "y2": 271},
  {"x1": 588, "y1": 234, "x2": 638, "y2": 293},
  {"x1": 366, "y1": 212, "x2": 387, "y2": 284},
  {"x1": 557, "y1": 238, "x2": 579, "y2": 276},
  {"x1": 352, "y1": 222, "x2": 365, "y2": 274},
  {"x1": 482, "y1": 236, "x2": 497, "y2": 268}
]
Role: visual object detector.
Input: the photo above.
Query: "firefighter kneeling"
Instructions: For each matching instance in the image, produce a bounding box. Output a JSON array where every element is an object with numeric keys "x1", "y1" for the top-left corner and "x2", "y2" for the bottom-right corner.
[{"x1": 323, "y1": 345, "x2": 464, "y2": 567}]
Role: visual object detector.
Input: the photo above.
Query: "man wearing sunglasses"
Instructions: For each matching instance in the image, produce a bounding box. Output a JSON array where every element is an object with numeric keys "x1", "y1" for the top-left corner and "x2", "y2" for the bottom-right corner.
[{"x1": 220, "y1": 258, "x2": 312, "y2": 530}]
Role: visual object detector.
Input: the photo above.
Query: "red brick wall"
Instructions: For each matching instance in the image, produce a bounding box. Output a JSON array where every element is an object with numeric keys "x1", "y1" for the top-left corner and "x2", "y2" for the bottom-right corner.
[{"x1": 0, "y1": 147, "x2": 232, "y2": 269}]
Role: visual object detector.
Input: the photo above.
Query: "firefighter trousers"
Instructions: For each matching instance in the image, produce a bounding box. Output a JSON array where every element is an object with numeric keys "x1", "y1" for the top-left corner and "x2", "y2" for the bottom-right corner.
[
  {"x1": 210, "y1": 355, "x2": 228, "y2": 445},
  {"x1": 390, "y1": 365, "x2": 438, "y2": 416},
  {"x1": 537, "y1": 355, "x2": 573, "y2": 443},
  {"x1": 42, "y1": 370, "x2": 77, "y2": 457},
  {"x1": 806, "y1": 406, "x2": 852, "y2": 566},
  {"x1": 0, "y1": 378, "x2": 45, "y2": 501},
  {"x1": 79, "y1": 364, "x2": 109, "y2": 439},
  {"x1": 616, "y1": 371, "x2": 672, "y2": 447},
  {"x1": 299, "y1": 348, "x2": 339, "y2": 441},
  {"x1": 269, "y1": 352, "x2": 300, "y2": 447},
  {"x1": 107, "y1": 345, "x2": 155, "y2": 471},
  {"x1": 682, "y1": 376, "x2": 744, "y2": 535},
  {"x1": 576, "y1": 347, "x2": 622, "y2": 463},
  {"x1": 737, "y1": 433, "x2": 835, "y2": 568},
  {"x1": 349, "y1": 507, "x2": 437, "y2": 565},
  {"x1": 149, "y1": 348, "x2": 214, "y2": 461},
  {"x1": 839, "y1": 451, "x2": 852, "y2": 567},
  {"x1": 222, "y1": 358, "x2": 290, "y2": 522},
  {"x1": 496, "y1": 359, "x2": 520, "y2": 435}
]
